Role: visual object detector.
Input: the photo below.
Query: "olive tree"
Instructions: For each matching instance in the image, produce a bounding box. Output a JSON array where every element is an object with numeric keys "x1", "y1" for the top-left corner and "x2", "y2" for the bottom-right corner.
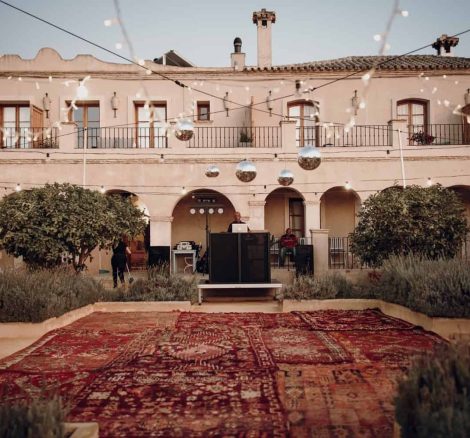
[
  {"x1": 350, "y1": 185, "x2": 468, "y2": 267},
  {"x1": 0, "y1": 183, "x2": 147, "y2": 271}
]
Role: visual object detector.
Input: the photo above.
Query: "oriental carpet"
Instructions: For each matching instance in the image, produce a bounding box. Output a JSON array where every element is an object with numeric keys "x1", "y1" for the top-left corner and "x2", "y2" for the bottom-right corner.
[{"x1": 0, "y1": 309, "x2": 445, "y2": 437}]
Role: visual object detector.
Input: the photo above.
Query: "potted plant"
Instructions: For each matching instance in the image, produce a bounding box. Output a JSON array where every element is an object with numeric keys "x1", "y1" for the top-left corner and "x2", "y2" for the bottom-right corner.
[
  {"x1": 239, "y1": 130, "x2": 252, "y2": 147},
  {"x1": 409, "y1": 131, "x2": 435, "y2": 145}
]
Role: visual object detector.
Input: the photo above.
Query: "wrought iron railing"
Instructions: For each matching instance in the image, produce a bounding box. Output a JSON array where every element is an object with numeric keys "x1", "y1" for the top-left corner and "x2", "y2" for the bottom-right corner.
[
  {"x1": 328, "y1": 236, "x2": 365, "y2": 269},
  {"x1": 0, "y1": 127, "x2": 59, "y2": 149},
  {"x1": 77, "y1": 127, "x2": 167, "y2": 149},
  {"x1": 188, "y1": 126, "x2": 281, "y2": 148},
  {"x1": 297, "y1": 125, "x2": 391, "y2": 147},
  {"x1": 407, "y1": 124, "x2": 470, "y2": 145}
]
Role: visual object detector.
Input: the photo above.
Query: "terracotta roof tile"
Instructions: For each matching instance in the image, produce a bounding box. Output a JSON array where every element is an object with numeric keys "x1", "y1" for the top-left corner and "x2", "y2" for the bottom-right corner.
[{"x1": 246, "y1": 55, "x2": 470, "y2": 72}]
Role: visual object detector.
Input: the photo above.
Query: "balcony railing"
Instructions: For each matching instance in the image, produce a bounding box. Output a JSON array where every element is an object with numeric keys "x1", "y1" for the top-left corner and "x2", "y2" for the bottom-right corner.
[
  {"x1": 328, "y1": 236, "x2": 365, "y2": 269},
  {"x1": 407, "y1": 124, "x2": 470, "y2": 145},
  {"x1": 77, "y1": 127, "x2": 167, "y2": 149},
  {"x1": 297, "y1": 125, "x2": 391, "y2": 147},
  {"x1": 0, "y1": 127, "x2": 59, "y2": 149},
  {"x1": 188, "y1": 126, "x2": 281, "y2": 148}
]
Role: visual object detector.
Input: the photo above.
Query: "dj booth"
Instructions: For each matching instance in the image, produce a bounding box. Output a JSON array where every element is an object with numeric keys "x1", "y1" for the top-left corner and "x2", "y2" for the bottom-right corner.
[{"x1": 209, "y1": 232, "x2": 270, "y2": 283}]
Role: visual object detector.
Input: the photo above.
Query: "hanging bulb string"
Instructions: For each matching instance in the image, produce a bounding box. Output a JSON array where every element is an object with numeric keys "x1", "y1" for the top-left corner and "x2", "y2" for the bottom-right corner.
[{"x1": 1, "y1": 0, "x2": 470, "y2": 132}]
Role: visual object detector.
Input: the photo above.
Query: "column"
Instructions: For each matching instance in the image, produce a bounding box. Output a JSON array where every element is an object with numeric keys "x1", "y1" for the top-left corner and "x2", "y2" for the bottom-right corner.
[
  {"x1": 388, "y1": 119, "x2": 408, "y2": 148},
  {"x1": 248, "y1": 200, "x2": 266, "y2": 231},
  {"x1": 280, "y1": 120, "x2": 297, "y2": 153},
  {"x1": 310, "y1": 229, "x2": 329, "y2": 275},
  {"x1": 59, "y1": 122, "x2": 78, "y2": 151},
  {"x1": 304, "y1": 199, "x2": 321, "y2": 231},
  {"x1": 149, "y1": 215, "x2": 173, "y2": 246}
]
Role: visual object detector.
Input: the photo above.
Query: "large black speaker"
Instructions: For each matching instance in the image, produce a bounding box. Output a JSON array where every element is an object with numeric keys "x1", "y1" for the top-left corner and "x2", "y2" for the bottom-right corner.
[
  {"x1": 295, "y1": 244, "x2": 314, "y2": 276},
  {"x1": 209, "y1": 232, "x2": 270, "y2": 283},
  {"x1": 240, "y1": 233, "x2": 270, "y2": 283},
  {"x1": 209, "y1": 233, "x2": 239, "y2": 283},
  {"x1": 148, "y1": 246, "x2": 170, "y2": 267}
]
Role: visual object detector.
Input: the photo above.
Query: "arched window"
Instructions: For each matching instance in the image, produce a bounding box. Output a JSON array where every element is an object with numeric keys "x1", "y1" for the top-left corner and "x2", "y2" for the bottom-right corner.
[
  {"x1": 397, "y1": 99, "x2": 429, "y2": 144},
  {"x1": 288, "y1": 100, "x2": 319, "y2": 147}
]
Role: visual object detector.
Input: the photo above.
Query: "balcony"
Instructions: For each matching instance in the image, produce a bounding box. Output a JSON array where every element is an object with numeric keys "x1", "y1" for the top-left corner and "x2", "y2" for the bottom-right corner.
[
  {"x1": 188, "y1": 126, "x2": 281, "y2": 148},
  {"x1": 76, "y1": 127, "x2": 167, "y2": 149},
  {"x1": 0, "y1": 127, "x2": 59, "y2": 149},
  {"x1": 407, "y1": 124, "x2": 470, "y2": 145},
  {"x1": 296, "y1": 125, "x2": 391, "y2": 147}
]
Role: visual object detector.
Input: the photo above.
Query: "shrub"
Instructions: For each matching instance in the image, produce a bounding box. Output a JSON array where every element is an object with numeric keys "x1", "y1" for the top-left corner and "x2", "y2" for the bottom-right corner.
[
  {"x1": 283, "y1": 272, "x2": 355, "y2": 300},
  {"x1": 111, "y1": 265, "x2": 197, "y2": 303},
  {"x1": 0, "y1": 396, "x2": 67, "y2": 438},
  {"x1": 0, "y1": 268, "x2": 106, "y2": 323},
  {"x1": 372, "y1": 255, "x2": 470, "y2": 318},
  {"x1": 350, "y1": 185, "x2": 468, "y2": 267},
  {"x1": 0, "y1": 183, "x2": 147, "y2": 272},
  {"x1": 395, "y1": 342, "x2": 470, "y2": 438}
]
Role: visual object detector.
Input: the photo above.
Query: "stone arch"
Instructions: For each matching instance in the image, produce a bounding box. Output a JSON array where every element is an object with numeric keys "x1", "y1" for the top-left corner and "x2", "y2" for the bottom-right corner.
[
  {"x1": 171, "y1": 189, "x2": 236, "y2": 252},
  {"x1": 264, "y1": 187, "x2": 306, "y2": 238},
  {"x1": 320, "y1": 186, "x2": 361, "y2": 237}
]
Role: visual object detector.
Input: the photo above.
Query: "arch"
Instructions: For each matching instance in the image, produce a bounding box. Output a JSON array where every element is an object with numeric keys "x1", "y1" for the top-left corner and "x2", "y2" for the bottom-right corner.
[
  {"x1": 171, "y1": 189, "x2": 236, "y2": 252},
  {"x1": 169, "y1": 188, "x2": 239, "y2": 217},
  {"x1": 320, "y1": 186, "x2": 361, "y2": 237},
  {"x1": 103, "y1": 189, "x2": 150, "y2": 271},
  {"x1": 265, "y1": 187, "x2": 306, "y2": 238}
]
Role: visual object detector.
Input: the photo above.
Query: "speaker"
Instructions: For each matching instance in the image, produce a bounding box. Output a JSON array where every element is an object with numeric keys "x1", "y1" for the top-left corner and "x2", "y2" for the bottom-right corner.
[
  {"x1": 209, "y1": 233, "x2": 239, "y2": 283},
  {"x1": 240, "y1": 233, "x2": 270, "y2": 283},
  {"x1": 295, "y1": 244, "x2": 313, "y2": 276},
  {"x1": 148, "y1": 246, "x2": 170, "y2": 267}
]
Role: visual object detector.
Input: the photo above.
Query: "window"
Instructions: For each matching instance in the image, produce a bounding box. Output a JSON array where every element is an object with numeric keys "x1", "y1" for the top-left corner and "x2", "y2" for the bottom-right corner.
[
  {"x1": 68, "y1": 101, "x2": 100, "y2": 148},
  {"x1": 289, "y1": 198, "x2": 305, "y2": 237},
  {"x1": 288, "y1": 100, "x2": 319, "y2": 147},
  {"x1": 397, "y1": 99, "x2": 428, "y2": 127},
  {"x1": 0, "y1": 104, "x2": 42, "y2": 148},
  {"x1": 135, "y1": 102, "x2": 167, "y2": 148},
  {"x1": 197, "y1": 101, "x2": 210, "y2": 121}
]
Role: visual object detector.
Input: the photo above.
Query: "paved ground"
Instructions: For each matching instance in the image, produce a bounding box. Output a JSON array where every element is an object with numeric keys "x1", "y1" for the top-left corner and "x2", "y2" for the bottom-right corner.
[{"x1": 0, "y1": 309, "x2": 444, "y2": 437}]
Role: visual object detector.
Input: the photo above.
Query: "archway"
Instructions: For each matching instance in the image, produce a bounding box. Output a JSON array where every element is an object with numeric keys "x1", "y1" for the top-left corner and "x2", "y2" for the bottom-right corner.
[
  {"x1": 264, "y1": 187, "x2": 305, "y2": 239},
  {"x1": 171, "y1": 189, "x2": 236, "y2": 254},
  {"x1": 320, "y1": 186, "x2": 361, "y2": 237},
  {"x1": 88, "y1": 190, "x2": 150, "y2": 274}
]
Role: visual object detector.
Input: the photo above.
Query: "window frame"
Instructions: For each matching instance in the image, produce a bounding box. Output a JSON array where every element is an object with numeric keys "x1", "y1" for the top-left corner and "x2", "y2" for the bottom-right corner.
[
  {"x1": 196, "y1": 101, "x2": 211, "y2": 121},
  {"x1": 134, "y1": 101, "x2": 167, "y2": 148},
  {"x1": 288, "y1": 100, "x2": 319, "y2": 147},
  {"x1": 0, "y1": 103, "x2": 41, "y2": 149}
]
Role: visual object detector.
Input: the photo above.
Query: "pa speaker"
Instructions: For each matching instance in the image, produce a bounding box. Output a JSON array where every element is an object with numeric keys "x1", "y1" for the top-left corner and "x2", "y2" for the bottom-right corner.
[
  {"x1": 295, "y1": 244, "x2": 313, "y2": 276},
  {"x1": 209, "y1": 233, "x2": 239, "y2": 283},
  {"x1": 148, "y1": 246, "x2": 170, "y2": 267},
  {"x1": 240, "y1": 233, "x2": 270, "y2": 283}
]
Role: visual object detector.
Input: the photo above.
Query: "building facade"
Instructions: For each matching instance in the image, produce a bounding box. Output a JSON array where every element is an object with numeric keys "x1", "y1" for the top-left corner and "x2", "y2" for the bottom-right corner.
[{"x1": 1, "y1": 11, "x2": 470, "y2": 275}]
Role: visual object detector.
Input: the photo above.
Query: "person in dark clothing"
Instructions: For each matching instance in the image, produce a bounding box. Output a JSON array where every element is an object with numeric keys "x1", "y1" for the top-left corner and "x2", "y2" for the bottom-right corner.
[
  {"x1": 227, "y1": 211, "x2": 249, "y2": 232},
  {"x1": 111, "y1": 238, "x2": 131, "y2": 288},
  {"x1": 279, "y1": 228, "x2": 298, "y2": 267}
]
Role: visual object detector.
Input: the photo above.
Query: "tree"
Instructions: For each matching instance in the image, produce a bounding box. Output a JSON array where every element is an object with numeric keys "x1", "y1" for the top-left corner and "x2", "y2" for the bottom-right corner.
[
  {"x1": 0, "y1": 183, "x2": 147, "y2": 272},
  {"x1": 350, "y1": 185, "x2": 468, "y2": 267}
]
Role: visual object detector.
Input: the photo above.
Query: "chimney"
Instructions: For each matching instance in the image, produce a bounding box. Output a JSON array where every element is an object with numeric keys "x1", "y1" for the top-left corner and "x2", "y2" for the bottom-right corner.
[
  {"x1": 432, "y1": 34, "x2": 459, "y2": 56},
  {"x1": 252, "y1": 9, "x2": 276, "y2": 68},
  {"x1": 231, "y1": 37, "x2": 245, "y2": 70}
]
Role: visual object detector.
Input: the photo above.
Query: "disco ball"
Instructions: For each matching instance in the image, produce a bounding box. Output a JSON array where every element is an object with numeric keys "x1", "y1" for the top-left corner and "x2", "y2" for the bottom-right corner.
[
  {"x1": 236, "y1": 160, "x2": 257, "y2": 183},
  {"x1": 298, "y1": 146, "x2": 321, "y2": 170},
  {"x1": 278, "y1": 169, "x2": 294, "y2": 186},
  {"x1": 175, "y1": 119, "x2": 194, "y2": 141},
  {"x1": 205, "y1": 165, "x2": 220, "y2": 178}
]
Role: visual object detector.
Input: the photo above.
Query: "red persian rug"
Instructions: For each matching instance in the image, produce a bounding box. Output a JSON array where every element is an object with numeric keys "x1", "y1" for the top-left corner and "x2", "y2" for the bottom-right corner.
[{"x1": 0, "y1": 310, "x2": 444, "y2": 437}]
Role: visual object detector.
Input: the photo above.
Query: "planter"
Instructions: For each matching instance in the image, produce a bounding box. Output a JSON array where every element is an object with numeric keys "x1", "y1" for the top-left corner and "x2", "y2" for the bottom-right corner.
[{"x1": 64, "y1": 422, "x2": 99, "y2": 438}]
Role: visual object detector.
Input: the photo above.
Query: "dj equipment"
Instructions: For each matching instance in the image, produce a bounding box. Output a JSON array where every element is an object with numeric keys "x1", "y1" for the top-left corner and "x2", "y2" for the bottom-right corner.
[{"x1": 209, "y1": 232, "x2": 270, "y2": 283}]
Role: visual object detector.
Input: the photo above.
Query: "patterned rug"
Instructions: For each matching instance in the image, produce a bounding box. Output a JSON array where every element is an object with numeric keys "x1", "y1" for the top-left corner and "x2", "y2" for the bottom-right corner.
[{"x1": 0, "y1": 310, "x2": 444, "y2": 437}]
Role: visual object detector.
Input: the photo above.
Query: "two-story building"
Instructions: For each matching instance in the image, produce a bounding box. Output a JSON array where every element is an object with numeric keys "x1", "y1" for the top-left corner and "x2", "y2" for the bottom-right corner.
[{"x1": 1, "y1": 9, "x2": 469, "y2": 275}]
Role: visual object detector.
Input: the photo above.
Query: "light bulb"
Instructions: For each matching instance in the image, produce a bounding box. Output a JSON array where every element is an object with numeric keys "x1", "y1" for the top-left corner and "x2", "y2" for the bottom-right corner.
[
  {"x1": 345, "y1": 181, "x2": 352, "y2": 190},
  {"x1": 426, "y1": 178, "x2": 433, "y2": 187},
  {"x1": 199, "y1": 208, "x2": 205, "y2": 215},
  {"x1": 15, "y1": 183, "x2": 21, "y2": 192},
  {"x1": 217, "y1": 208, "x2": 224, "y2": 214},
  {"x1": 208, "y1": 208, "x2": 214, "y2": 214},
  {"x1": 190, "y1": 208, "x2": 196, "y2": 215},
  {"x1": 181, "y1": 187, "x2": 187, "y2": 195},
  {"x1": 100, "y1": 185, "x2": 106, "y2": 194},
  {"x1": 76, "y1": 83, "x2": 88, "y2": 99}
]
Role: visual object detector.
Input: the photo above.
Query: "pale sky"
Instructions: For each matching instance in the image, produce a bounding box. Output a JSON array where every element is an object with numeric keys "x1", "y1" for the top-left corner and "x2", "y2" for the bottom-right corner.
[{"x1": 0, "y1": 0, "x2": 469, "y2": 67}]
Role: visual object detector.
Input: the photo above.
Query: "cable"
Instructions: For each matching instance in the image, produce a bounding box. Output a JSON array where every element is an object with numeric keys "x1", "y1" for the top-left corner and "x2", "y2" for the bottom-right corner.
[{"x1": 2, "y1": 0, "x2": 470, "y2": 128}]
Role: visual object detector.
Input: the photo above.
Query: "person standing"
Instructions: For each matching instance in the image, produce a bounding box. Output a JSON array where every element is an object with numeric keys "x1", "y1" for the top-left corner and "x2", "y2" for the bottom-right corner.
[
  {"x1": 279, "y1": 228, "x2": 298, "y2": 267},
  {"x1": 227, "y1": 211, "x2": 247, "y2": 232},
  {"x1": 111, "y1": 237, "x2": 131, "y2": 288}
]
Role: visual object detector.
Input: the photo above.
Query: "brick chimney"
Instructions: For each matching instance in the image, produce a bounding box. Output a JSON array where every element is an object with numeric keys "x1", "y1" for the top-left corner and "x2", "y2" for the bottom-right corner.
[
  {"x1": 252, "y1": 9, "x2": 276, "y2": 68},
  {"x1": 432, "y1": 34, "x2": 459, "y2": 56}
]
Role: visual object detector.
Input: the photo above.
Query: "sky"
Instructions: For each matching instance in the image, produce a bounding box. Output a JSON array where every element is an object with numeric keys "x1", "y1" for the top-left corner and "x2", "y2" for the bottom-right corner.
[{"x1": 0, "y1": 0, "x2": 469, "y2": 67}]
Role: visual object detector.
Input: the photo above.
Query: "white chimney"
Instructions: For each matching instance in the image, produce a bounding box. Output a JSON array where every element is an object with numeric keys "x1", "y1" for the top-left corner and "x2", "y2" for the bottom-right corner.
[
  {"x1": 231, "y1": 37, "x2": 245, "y2": 70},
  {"x1": 252, "y1": 9, "x2": 276, "y2": 69}
]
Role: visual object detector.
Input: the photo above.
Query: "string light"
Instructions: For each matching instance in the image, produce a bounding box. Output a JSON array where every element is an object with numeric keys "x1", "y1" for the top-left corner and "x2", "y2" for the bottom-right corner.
[
  {"x1": 15, "y1": 183, "x2": 21, "y2": 192},
  {"x1": 426, "y1": 177, "x2": 434, "y2": 187},
  {"x1": 100, "y1": 185, "x2": 106, "y2": 193},
  {"x1": 345, "y1": 181, "x2": 352, "y2": 190},
  {"x1": 181, "y1": 187, "x2": 187, "y2": 195}
]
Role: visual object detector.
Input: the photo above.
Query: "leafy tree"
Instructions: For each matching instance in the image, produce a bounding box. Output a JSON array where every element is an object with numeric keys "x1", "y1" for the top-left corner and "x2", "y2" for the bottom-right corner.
[
  {"x1": 350, "y1": 185, "x2": 468, "y2": 267},
  {"x1": 0, "y1": 183, "x2": 147, "y2": 272}
]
